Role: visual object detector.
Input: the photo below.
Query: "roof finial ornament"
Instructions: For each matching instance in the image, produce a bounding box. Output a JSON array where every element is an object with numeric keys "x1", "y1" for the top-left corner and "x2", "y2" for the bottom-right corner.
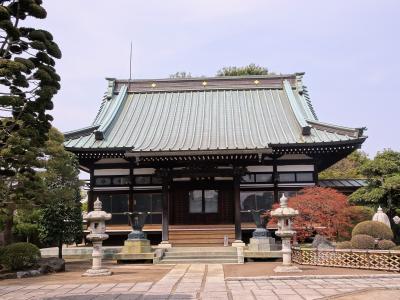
[
  {"x1": 94, "y1": 197, "x2": 102, "y2": 211},
  {"x1": 280, "y1": 193, "x2": 288, "y2": 208}
]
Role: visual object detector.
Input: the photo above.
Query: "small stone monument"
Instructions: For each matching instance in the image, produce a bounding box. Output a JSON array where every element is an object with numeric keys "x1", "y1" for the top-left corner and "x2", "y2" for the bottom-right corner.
[
  {"x1": 373, "y1": 206, "x2": 391, "y2": 228},
  {"x1": 115, "y1": 212, "x2": 154, "y2": 262},
  {"x1": 271, "y1": 194, "x2": 302, "y2": 273},
  {"x1": 248, "y1": 209, "x2": 277, "y2": 251},
  {"x1": 82, "y1": 198, "x2": 112, "y2": 276}
]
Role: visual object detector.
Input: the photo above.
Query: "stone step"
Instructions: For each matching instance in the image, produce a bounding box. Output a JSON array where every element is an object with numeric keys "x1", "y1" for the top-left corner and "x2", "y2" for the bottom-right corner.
[
  {"x1": 169, "y1": 228, "x2": 235, "y2": 246},
  {"x1": 164, "y1": 253, "x2": 237, "y2": 258},
  {"x1": 170, "y1": 243, "x2": 232, "y2": 247},
  {"x1": 170, "y1": 240, "x2": 233, "y2": 245},
  {"x1": 158, "y1": 258, "x2": 238, "y2": 264},
  {"x1": 158, "y1": 246, "x2": 239, "y2": 264},
  {"x1": 166, "y1": 247, "x2": 237, "y2": 252}
]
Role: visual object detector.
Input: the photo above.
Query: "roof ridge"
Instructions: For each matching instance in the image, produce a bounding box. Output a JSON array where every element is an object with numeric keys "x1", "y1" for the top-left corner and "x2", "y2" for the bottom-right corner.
[
  {"x1": 112, "y1": 73, "x2": 300, "y2": 83},
  {"x1": 307, "y1": 119, "x2": 365, "y2": 138}
]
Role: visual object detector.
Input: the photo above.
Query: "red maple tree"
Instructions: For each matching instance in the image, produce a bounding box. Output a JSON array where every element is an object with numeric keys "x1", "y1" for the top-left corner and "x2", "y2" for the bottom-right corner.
[{"x1": 269, "y1": 187, "x2": 352, "y2": 242}]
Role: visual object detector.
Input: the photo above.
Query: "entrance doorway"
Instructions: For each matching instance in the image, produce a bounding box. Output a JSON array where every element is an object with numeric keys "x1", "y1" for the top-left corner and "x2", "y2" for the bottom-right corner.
[{"x1": 170, "y1": 182, "x2": 234, "y2": 225}]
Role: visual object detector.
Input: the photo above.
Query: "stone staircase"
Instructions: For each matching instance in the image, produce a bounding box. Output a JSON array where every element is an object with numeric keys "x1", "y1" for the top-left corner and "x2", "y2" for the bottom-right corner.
[
  {"x1": 168, "y1": 227, "x2": 235, "y2": 247},
  {"x1": 157, "y1": 246, "x2": 239, "y2": 264}
]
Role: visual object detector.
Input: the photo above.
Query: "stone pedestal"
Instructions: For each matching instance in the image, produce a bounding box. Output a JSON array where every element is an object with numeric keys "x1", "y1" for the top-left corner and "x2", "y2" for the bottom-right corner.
[
  {"x1": 273, "y1": 237, "x2": 301, "y2": 273},
  {"x1": 83, "y1": 241, "x2": 112, "y2": 276},
  {"x1": 248, "y1": 237, "x2": 276, "y2": 251},
  {"x1": 232, "y1": 240, "x2": 246, "y2": 248},
  {"x1": 116, "y1": 239, "x2": 154, "y2": 262},
  {"x1": 157, "y1": 241, "x2": 172, "y2": 249}
]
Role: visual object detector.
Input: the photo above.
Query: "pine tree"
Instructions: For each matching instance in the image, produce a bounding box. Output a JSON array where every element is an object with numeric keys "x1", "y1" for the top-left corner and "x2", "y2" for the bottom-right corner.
[
  {"x1": 38, "y1": 128, "x2": 83, "y2": 258},
  {"x1": 216, "y1": 63, "x2": 268, "y2": 76},
  {"x1": 0, "y1": 0, "x2": 61, "y2": 244}
]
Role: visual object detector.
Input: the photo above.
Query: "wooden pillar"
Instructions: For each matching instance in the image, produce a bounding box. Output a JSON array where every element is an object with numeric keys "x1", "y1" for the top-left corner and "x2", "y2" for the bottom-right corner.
[
  {"x1": 273, "y1": 156, "x2": 279, "y2": 203},
  {"x1": 161, "y1": 176, "x2": 170, "y2": 242},
  {"x1": 128, "y1": 166, "x2": 134, "y2": 212},
  {"x1": 88, "y1": 167, "x2": 95, "y2": 211},
  {"x1": 233, "y1": 168, "x2": 242, "y2": 241},
  {"x1": 313, "y1": 158, "x2": 319, "y2": 186}
]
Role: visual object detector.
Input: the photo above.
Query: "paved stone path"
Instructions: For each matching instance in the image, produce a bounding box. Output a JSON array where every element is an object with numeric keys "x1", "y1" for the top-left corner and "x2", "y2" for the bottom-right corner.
[{"x1": 0, "y1": 264, "x2": 400, "y2": 299}]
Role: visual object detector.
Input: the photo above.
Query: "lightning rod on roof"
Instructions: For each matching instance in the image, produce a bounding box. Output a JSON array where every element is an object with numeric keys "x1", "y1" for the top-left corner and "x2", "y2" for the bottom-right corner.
[{"x1": 129, "y1": 41, "x2": 132, "y2": 87}]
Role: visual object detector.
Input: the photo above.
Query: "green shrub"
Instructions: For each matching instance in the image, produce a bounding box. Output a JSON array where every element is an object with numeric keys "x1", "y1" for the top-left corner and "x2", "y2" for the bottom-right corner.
[
  {"x1": 377, "y1": 240, "x2": 396, "y2": 250},
  {"x1": 336, "y1": 241, "x2": 352, "y2": 249},
  {"x1": 352, "y1": 221, "x2": 394, "y2": 240},
  {"x1": 0, "y1": 242, "x2": 41, "y2": 271},
  {"x1": 351, "y1": 234, "x2": 375, "y2": 249},
  {"x1": 391, "y1": 245, "x2": 400, "y2": 251}
]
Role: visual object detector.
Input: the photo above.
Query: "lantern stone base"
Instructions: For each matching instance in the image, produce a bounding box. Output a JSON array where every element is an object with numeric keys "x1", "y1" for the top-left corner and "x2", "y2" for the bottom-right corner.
[
  {"x1": 115, "y1": 239, "x2": 153, "y2": 262},
  {"x1": 157, "y1": 241, "x2": 172, "y2": 249},
  {"x1": 248, "y1": 237, "x2": 277, "y2": 251},
  {"x1": 273, "y1": 265, "x2": 302, "y2": 273},
  {"x1": 232, "y1": 240, "x2": 246, "y2": 248},
  {"x1": 82, "y1": 268, "x2": 112, "y2": 277}
]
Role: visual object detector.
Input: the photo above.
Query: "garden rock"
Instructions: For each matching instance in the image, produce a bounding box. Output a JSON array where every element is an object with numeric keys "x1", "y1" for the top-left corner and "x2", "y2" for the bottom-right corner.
[
  {"x1": 17, "y1": 270, "x2": 41, "y2": 278},
  {"x1": 0, "y1": 272, "x2": 17, "y2": 280},
  {"x1": 38, "y1": 257, "x2": 65, "y2": 273},
  {"x1": 312, "y1": 235, "x2": 335, "y2": 249}
]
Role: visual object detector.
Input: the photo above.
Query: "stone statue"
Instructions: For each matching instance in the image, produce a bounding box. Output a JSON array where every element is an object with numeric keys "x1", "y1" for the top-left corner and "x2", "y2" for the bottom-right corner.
[
  {"x1": 115, "y1": 211, "x2": 153, "y2": 262},
  {"x1": 250, "y1": 209, "x2": 271, "y2": 238},
  {"x1": 247, "y1": 209, "x2": 277, "y2": 252},
  {"x1": 125, "y1": 212, "x2": 150, "y2": 240}
]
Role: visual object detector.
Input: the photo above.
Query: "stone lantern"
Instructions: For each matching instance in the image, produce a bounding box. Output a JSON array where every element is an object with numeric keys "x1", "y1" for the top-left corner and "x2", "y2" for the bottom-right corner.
[
  {"x1": 82, "y1": 198, "x2": 112, "y2": 277},
  {"x1": 271, "y1": 194, "x2": 302, "y2": 273},
  {"x1": 372, "y1": 206, "x2": 391, "y2": 228}
]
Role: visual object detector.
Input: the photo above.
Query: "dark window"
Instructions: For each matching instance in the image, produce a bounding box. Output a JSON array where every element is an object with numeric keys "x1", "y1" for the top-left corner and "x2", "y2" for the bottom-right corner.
[
  {"x1": 113, "y1": 176, "x2": 130, "y2": 185},
  {"x1": 134, "y1": 193, "x2": 162, "y2": 224},
  {"x1": 95, "y1": 177, "x2": 112, "y2": 186},
  {"x1": 204, "y1": 190, "x2": 218, "y2": 213},
  {"x1": 189, "y1": 190, "x2": 219, "y2": 214},
  {"x1": 135, "y1": 176, "x2": 151, "y2": 185},
  {"x1": 241, "y1": 173, "x2": 273, "y2": 183},
  {"x1": 189, "y1": 190, "x2": 203, "y2": 213},
  {"x1": 255, "y1": 173, "x2": 273, "y2": 183},
  {"x1": 240, "y1": 191, "x2": 274, "y2": 222},
  {"x1": 241, "y1": 174, "x2": 255, "y2": 183},
  {"x1": 98, "y1": 194, "x2": 129, "y2": 225},
  {"x1": 152, "y1": 176, "x2": 163, "y2": 185},
  {"x1": 296, "y1": 172, "x2": 313, "y2": 182},
  {"x1": 278, "y1": 173, "x2": 296, "y2": 182}
]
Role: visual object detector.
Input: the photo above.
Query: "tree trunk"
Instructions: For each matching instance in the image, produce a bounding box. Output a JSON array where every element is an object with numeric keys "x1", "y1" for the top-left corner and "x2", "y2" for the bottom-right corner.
[
  {"x1": 58, "y1": 239, "x2": 63, "y2": 259},
  {"x1": 3, "y1": 210, "x2": 14, "y2": 245}
]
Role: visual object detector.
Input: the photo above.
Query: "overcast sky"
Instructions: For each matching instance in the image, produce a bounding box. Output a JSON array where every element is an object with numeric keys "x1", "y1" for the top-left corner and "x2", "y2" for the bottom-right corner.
[{"x1": 31, "y1": 0, "x2": 399, "y2": 157}]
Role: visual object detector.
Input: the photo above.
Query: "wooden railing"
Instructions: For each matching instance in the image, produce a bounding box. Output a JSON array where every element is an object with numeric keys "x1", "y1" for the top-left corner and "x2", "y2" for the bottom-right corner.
[{"x1": 292, "y1": 246, "x2": 400, "y2": 272}]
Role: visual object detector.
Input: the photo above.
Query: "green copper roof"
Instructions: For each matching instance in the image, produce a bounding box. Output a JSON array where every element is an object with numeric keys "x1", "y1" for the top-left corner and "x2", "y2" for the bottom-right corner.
[{"x1": 64, "y1": 74, "x2": 366, "y2": 154}]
